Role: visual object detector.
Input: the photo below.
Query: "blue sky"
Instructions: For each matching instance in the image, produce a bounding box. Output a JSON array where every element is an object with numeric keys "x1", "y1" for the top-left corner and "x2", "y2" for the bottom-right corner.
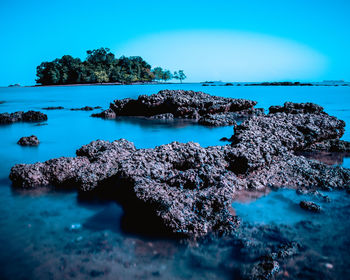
[{"x1": 0, "y1": 0, "x2": 349, "y2": 85}]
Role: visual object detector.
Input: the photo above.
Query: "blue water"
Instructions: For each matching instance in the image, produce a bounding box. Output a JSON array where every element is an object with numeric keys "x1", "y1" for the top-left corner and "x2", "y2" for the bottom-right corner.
[{"x1": 1, "y1": 84, "x2": 350, "y2": 279}]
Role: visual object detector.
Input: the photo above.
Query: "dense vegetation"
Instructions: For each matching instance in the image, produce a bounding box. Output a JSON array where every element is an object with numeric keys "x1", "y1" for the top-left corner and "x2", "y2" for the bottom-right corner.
[{"x1": 36, "y1": 48, "x2": 186, "y2": 85}]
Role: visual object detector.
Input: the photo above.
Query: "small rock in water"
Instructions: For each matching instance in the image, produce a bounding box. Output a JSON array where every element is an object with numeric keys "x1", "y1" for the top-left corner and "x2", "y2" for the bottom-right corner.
[
  {"x1": 17, "y1": 135, "x2": 40, "y2": 146},
  {"x1": 299, "y1": 201, "x2": 321, "y2": 213},
  {"x1": 42, "y1": 106, "x2": 64, "y2": 110}
]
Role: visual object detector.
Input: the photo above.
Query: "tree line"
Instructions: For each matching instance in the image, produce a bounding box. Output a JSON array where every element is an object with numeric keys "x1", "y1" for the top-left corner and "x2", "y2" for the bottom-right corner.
[{"x1": 36, "y1": 48, "x2": 186, "y2": 85}]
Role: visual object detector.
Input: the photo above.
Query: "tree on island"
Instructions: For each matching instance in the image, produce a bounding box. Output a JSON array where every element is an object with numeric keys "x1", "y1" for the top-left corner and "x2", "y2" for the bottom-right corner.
[
  {"x1": 36, "y1": 48, "x2": 155, "y2": 85},
  {"x1": 173, "y1": 70, "x2": 186, "y2": 83},
  {"x1": 152, "y1": 67, "x2": 164, "y2": 81},
  {"x1": 162, "y1": 70, "x2": 172, "y2": 82},
  {"x1": 36, "y1": 48, "x2": 186, "y2": 85}
]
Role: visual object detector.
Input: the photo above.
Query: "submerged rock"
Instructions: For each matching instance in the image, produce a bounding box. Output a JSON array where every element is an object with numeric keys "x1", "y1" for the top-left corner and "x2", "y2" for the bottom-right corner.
[
  {"x1": 92, "y1": 90, "x2": 261, "y2": 126},
  {"x1": 149, "y1": 113, "x2": 174, "y2": 120},
  {"x1": 17, "y1": 135, "x2": 40, "y2": 146},
  {"x1": 71, "y1": 106, "x2": 102, "y2": 111},
  {"x1": 299, "y1": 201, "x2": 321, "y2": 213},
  {"x1": 42, "y1": 106, "x2": 64, "y2": 110},
  {"x1": 9, "y1": 101, "x2": 350, "y2": 237},
  {"x1": 0, "y1": 110, "x2": 48, "y2": 124}
]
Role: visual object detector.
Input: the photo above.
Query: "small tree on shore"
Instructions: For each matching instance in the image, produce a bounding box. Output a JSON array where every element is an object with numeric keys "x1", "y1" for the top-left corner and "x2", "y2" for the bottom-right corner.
[{"x1": 173, "y1": 70, "x2": 186, "y2": 83}]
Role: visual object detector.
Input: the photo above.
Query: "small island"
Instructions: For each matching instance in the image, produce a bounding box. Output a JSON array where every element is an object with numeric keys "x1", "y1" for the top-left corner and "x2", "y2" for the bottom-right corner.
[{"x1": 36, "y1": 48, "x2": 186, "y2": 85}]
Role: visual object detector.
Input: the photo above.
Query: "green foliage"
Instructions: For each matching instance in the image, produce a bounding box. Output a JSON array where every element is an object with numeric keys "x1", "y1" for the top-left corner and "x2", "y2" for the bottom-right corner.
[
  {"x1": 151, "y1": 67, "x2": 173, "y2": 82},
  {"x1": 152, "y1": 67, "x2": 164, "y2": 81},
  {"x1": 36, "y1": 48, "x2": 164, "y2": 85},
  {"x1": 162, "y1": 70, "x2": 172, "y2": 82},
  {"x1": 173, "y1": 70, "x2": 187, "y2": 83}
]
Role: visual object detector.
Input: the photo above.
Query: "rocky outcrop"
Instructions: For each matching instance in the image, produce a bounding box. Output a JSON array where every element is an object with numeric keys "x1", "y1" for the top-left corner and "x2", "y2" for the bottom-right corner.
[
  {"x1": 299, "y1": 201, "x2": 321, "y2": 213},
  {"x1": 42, "y1": 106, "x2": 64, "y2": 110},
  {"x1": 17, "y1": 135, "x2": 40, "y2": 146},
  {"x1": 303, "y1": 139, "x2": 350, "y2": 153},
  {"x1": 71, "y1": 106, "x2": 102, "y2": 111},
  {"x1": 9, "y1": 101, "x2": 350, "y2": 237},
  {"x1": 92, "y1": 90, "x2": 261, "y2": 126},
  {"x1": 269, "y1": 102, "x2": 324, "y2": 115},
  {"x1": 0, "y1": 111, "x2": 48, "y2": 124}
]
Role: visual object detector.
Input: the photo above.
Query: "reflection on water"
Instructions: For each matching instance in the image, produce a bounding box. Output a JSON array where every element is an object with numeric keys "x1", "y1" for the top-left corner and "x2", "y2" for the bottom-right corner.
[{"x1": 0, "y1": 84, "x2": 350, "y2": 279}]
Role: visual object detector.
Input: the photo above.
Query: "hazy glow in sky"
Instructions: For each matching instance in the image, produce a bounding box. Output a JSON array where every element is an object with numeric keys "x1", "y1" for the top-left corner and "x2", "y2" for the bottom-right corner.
[{"x1": 119, "y1": 31, "x2": 326, "y2": 82}]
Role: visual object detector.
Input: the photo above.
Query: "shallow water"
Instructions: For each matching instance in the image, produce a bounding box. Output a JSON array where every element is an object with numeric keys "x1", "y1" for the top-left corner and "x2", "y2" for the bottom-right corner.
[{"x1": 0, "y1": 84, "x2": 350, "y2": 279}]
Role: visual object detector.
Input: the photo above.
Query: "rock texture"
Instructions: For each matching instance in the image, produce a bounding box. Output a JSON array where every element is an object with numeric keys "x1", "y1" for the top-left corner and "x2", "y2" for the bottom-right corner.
[
  {"x1": 299, "y1": 201, "x2": 321, "y2": 213},
  {"x1": 42, "y1": 106, "x2": 64, "y2": 110},
  {"x1": 92, "y1": 90, "x2": 262, "y2": 126},
  {"x1": 71, "y1": 106, "x2": 102, "y2": 111},
  {"x1": 17, "y1": 135, "x2": 40, "y2": 146},
  {"x1": 9, "y1": 101, "x2": 350, "y2": 237},
  {"x1": 0, "y1": 111, "x2": 47, "y2": 124}
]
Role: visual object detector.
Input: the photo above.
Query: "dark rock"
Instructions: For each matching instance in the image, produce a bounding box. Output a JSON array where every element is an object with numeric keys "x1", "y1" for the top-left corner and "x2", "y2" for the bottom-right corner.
[
  {"x1": 0, "y1": 110, "x2": 47, "y2": 124},
  {"x1": 198, "y1": 113, "x2": 237, "y2": 126},
  {"x1": 149, "y1": 113, "x2": 174, "y2": 120},
  {"x1": 250, "y1": 255, "x2": 279, "y2": 280},
  {"x1": 269, "y1": 102, "x2": 324, "y2": 114},
  {"x1": 0, "y1": 101, "x2": 5, "y2": 104},
  {"x1": 9, "y1": 101, "x2": 350, "y2": 237},
  {"x1": 300, "y1": 201, "x2": 321, "y2": 213},
  {"x1": 303, "y1": 139, "x2": 350, "y2": 153},
  {"x1": 17, "y1": 135, "x2": 40, "y2": 146},
  {"x1": 71, "y1": 106, "x2": 101, "y2": 111},
  {"x1": 220, "y1": 137, "x2": 233, "y2": 142},
  {"x1": 42, "y1": 106, "x2": 64, "y2": 110},
  {"x1": 225, "y1": 83, "x2": 234, "y2": 86},
  {"x1": 92, "y1": 90, "x2": 259, "y2": 126}
]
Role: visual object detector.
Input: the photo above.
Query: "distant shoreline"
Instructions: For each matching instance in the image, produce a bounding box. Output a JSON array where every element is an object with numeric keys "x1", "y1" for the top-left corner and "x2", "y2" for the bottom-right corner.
[{"x1": 3, "y1": 81, "x2": 350, "y2": 88}]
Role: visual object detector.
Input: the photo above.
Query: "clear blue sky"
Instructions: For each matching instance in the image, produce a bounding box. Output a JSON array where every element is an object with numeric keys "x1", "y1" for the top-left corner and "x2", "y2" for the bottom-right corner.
[{"x1": 0, "y1": 0, "x2": 349, "y2": 85}]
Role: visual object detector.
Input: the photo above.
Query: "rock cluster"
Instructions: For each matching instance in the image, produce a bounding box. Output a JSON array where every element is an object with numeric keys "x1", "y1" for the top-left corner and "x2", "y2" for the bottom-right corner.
[
  {"x1": 92, "y1": 90, "x2": 262, "y2": 126},
  {"x1": 17, "y1": 135, "x2": 40, "y2": 146},
  {"x1": 42, "y1": 106, "x2": 64, "y2": 110},
  {"x1": 71, "y1": 106, "x2": 102, "y2": 111},
  {"x1": 0, "y1": 111, "x2": 47, "y2": 124},
  {"x1": 9, "y1": 100, "x2": 350, "y2": 237}
]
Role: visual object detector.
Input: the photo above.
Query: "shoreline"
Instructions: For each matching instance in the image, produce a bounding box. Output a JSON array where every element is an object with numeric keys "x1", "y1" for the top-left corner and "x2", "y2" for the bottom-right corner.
[{"x1": 2, "y1": 81, "x2": 349, "y2": 88}]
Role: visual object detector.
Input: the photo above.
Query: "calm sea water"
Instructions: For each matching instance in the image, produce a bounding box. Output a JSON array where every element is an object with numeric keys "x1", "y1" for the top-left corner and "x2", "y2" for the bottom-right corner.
[{"x1": 0, "y1": 84, "x2": 350, "y2": 279}]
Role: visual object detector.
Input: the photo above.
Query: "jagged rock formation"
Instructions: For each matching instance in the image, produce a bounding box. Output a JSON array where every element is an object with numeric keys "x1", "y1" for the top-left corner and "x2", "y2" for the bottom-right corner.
[
  {"x1": 0, "y1": 111, "x2": 47, "y2": 124},
  {"x1": 9, "y1": 101, "x2": 350, "y2": 237},
  {"x1": 17, "y1": 135, "x2": 40, "y2": 146},
  {"x1": 92, "y1": 90, "x2": 263, "y2": 126}
]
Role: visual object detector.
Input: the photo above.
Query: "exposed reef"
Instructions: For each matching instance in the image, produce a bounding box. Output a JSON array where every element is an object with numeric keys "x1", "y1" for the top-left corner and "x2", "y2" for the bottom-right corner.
[
  {"x1": 17, "y1": 135, "x2": 40, "y2": 146},
  {"x1": 92, "y1": 90, "x2": 263, "y2": 126},
  {"x1": 9, "y1": 99, "x2": 350, "y2": 238},
  {"x1": 0, "y1": 110, "x2": 48, "y2": 124},
  {"x1": 42, "y1": 106, "x2": 64, "y2": 110},
  {"x1": 71, "y1": 106, "x2": 102, "y2": 111},
  {"x1": 299, "y1": 201, "x2": 321, "y2": 213}
]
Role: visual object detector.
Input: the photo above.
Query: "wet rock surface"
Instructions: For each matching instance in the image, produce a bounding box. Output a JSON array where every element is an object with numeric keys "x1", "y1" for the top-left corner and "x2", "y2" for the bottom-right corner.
[
  {"x1": 71, "y1": 106, "x2": 102, "y2": 111},
  {"x1": 9, "y1": 101, "x2": 350, "y2": 237},
  {"x1": 17, "y1": 135, "x2": 40, "y2": 146},
  {"x1": 42, "y1": 106, "x2": 64, "y2": 110},
  {"x1": 299, "y1": 201, "x2": 321, "y2": 213},
  {"x1": 0, "y1": 110, "x2": 48, "y2": 124},
  {"x1": 92, "y1": 90, "x2": 261, "y2": 126}
]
